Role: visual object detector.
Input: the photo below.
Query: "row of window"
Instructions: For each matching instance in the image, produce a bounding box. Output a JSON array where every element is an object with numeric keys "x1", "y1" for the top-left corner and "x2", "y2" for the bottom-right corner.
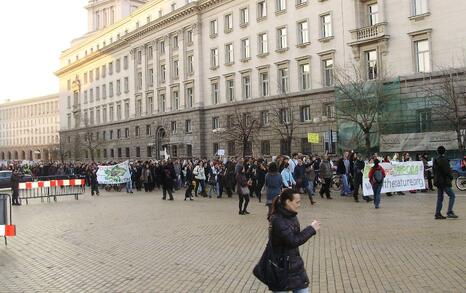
[
  {"x1": 84, "y1": 144, "x2": 194, "y2": 160},
  {"x1": 211, "y1": 104, "x2": 335, "y2": 131}
]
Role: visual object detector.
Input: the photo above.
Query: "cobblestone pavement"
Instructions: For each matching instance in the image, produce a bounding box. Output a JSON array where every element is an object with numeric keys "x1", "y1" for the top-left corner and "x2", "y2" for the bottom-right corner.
[{"x1": 0, "y1": 188, "x2": 465, "y2": 293}]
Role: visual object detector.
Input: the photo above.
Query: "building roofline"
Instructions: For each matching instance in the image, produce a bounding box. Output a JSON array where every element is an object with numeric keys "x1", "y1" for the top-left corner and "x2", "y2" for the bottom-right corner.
[{"x1": 0, "y1": 93, "x2": 59, "y2": 108}]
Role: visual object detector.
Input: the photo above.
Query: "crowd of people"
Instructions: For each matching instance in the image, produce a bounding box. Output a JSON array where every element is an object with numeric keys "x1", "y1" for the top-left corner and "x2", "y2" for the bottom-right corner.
[{"x1": 0, "y1": 146, "x2": 459, "y2": 219}]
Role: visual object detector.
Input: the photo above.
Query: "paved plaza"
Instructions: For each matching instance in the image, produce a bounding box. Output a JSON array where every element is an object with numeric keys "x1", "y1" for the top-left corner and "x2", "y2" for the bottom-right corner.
[{"x1": 0, "y1": 188, "x2": 465, "y2": 293}]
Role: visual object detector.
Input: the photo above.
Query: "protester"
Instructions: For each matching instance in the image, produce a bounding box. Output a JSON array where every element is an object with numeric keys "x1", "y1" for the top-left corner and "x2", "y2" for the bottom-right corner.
[
  {"x1": 265, "y1": 162, "x2": 282, "y2": 220},
  {"x1": 433, "y1": 146, "x2": 458, "y2": 219},
  {"x1": 236, "y1": 165, "x2": 250, "y2": 215},
  {"x1": 368, "y1": 159, "x2": 385, "y2": 209},
  {"x1": 319, "y1": 155, "x2": 333, "y2": 199}
]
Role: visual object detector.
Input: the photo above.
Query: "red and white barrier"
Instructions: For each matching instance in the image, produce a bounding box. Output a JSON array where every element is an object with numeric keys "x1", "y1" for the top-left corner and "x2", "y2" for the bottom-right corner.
[
  {"x1": 0, "y1": 225, "x2": 16, "y2": 237},
  {"x1": 18, "y1": 179, "x2": 85, "y2": 190}
]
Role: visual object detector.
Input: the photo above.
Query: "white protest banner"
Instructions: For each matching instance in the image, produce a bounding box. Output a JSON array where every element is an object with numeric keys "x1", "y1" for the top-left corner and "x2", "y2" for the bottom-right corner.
[
  {"x1": 217, "y1": 149, "x2": 225, "y2": 156},
  {"x1": 362, "y1": 161, "x2": 426, "y2": 196},
  {"x1": 97, "y1": 160, "x2": 131, "y2": 184}
]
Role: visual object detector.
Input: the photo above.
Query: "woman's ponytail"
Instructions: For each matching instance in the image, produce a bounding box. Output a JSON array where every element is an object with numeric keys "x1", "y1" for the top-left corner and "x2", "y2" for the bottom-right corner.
[{"x1": 270, "y1": 188, "x2": 295, "y2": 216}]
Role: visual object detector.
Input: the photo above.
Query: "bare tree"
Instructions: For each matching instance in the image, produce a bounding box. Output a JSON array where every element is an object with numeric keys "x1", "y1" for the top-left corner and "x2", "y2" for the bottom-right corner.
[
  {"x1": 78, "y1": 117, "x2": 104, "y2": 162},
  {"x1": 56, "y1": 136, "x2": 70, "y2": 163},
  {"x1": 268, "y1": 96, "x2": 300, "y2": 156},
  {"x1": 334, "y1": 64, "x2": 391, "y2": 155},
  {"x1": 213, "y1": 106, "x2": 262, "y2": 157},
  {"x1": 424, "y1": 67, "x2": 466, "y2": 151}
]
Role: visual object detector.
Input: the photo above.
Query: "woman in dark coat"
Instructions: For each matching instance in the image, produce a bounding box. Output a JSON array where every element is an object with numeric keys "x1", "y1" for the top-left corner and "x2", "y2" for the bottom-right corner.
[
  {"x1": 236, "y1": 166, "x2": 250, "y2": 215},
  {"x1": 269, "y1": 188, "x2": 321, "y2": 292},
  {"x1": 265, "y1": 162, "x2": 282, "y2": 220}
]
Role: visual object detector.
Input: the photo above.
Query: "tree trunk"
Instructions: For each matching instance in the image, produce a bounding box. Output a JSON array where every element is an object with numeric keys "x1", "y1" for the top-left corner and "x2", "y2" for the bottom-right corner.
[
  {"x1": 364, "y1": 130, "x2": 371, "y2": 157},
  {"x1": 287, "y1": 137, "x2": 293, "y2": 156},
  {"x1": 456, "y1": 129, "x2": 464, "y2": 151},
  {"x1": 242, "y1": 140, "x2": 248, "y2": 158}
]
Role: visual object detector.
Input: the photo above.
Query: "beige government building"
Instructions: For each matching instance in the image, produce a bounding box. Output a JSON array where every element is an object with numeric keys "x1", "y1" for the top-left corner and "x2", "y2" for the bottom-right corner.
[
  {"x1": 56, "y1": 0, "x2": 466, "y2": 160},
  {"x1": 0, "y1": 94, "x2": 60, "y2": 161}
]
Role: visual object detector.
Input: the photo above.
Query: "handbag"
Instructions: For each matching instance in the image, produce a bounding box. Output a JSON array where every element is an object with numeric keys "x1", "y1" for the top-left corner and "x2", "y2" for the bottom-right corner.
[
  {"x1": 239, "y1": 185, "x2": 250, "y2": 195},
  {"x1": 253, "y1": 223, "x2": 288, "y2": 290}
]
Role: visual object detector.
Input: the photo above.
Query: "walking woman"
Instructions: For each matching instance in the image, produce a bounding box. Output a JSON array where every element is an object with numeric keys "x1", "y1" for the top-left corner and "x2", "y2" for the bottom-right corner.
[
  {"x1": 319, "y1": 155, "x2": 333, "y2": 199},
  {"x1": 268, "y1": 188, "x2": 321, "y2": 293},
  {"x1": 236, "y1": 165, "x2": 250, "y2": 215},
  {"x1": 265, "y1": 162, "x2": 282, "y2": 220},
  {"x1": 368, "y1": 159, "x2": 385, "y2": 209},
  {"x1": 255, "y1": 160, "x2": 268, "y2": 203}
]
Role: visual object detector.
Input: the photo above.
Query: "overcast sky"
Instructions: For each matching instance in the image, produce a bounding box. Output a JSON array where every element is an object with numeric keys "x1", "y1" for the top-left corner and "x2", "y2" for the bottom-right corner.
[{"x1": 0, "y1": 0, "x2": 88, "y2": 103}]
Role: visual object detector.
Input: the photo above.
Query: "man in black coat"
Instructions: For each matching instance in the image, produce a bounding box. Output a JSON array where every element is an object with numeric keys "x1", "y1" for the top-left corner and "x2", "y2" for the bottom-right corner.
[{"x1": 433, "y1": 146, "x2": 458, "y2": 219}]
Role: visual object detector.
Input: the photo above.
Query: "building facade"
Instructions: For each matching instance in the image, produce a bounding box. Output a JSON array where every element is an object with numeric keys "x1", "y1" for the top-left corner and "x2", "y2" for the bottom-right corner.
[
  {"x1": 0, "y1": 94, "x2": 60, "y2": 161},
  {"x1": 56, "y1": 0, "x2": 466, "y2": 161}
]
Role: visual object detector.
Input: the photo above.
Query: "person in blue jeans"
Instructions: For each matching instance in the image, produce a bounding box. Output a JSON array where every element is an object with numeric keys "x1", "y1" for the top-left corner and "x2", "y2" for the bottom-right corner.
[
  {"x1": 368, "y1": 159, "x2": 385, "y2": 209},
  {"x1": 433, "y1": 146, "x2": 458, "y2": 219}
]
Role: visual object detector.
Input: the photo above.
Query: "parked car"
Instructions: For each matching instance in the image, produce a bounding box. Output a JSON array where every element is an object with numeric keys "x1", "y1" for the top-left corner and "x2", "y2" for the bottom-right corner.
[{"x1": 0, "y1": 170, "x2": 32, "y2": 189}]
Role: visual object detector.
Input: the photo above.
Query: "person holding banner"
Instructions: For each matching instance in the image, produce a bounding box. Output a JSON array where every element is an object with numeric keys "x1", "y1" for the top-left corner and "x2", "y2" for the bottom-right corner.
[
  {"x1": 368, "y1": 159, "x2": 385, "y2": 209},
  {"x1": 433, "y1": 146, "x2": 458, "y2": 219}
]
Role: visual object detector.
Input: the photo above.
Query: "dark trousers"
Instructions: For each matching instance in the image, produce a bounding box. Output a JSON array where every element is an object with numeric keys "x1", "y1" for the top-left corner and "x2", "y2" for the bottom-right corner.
[
  {"x1": 239, "y1": 193, "x2": 250, "y2": 212},
  {"x1": 163, "y1": 185, "x2": 174, "y2": 200},
  {"x1": 185, "y1": 183, "x2": 193, "y2": 199},
  {"x1": 12, "y1": 187, "x2": 20, "y2": 204},
  {"x1": 255, "y1": 180, "x2": 265, "y2": 202},
  {"x1": 319, "y1": 178, "x2": 331, "y2": 198},
  {"x1": 91, "y1": 183, "x2": 99, "y2": 195},
  {"x1": 144, "y1": 183, "x2": 150, "y2": 192},
  {"x1": 436, "y1": 186, "x2": 456, "y2": 215},
  {"x1": 353, "y1": 173, "x2": 363, "y2": 199}
]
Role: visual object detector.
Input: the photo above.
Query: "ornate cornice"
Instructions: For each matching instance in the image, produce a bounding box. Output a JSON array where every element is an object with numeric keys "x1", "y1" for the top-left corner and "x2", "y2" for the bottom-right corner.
[{"x1": 56, "y1": 0, "x2": 231, "y2": 77}]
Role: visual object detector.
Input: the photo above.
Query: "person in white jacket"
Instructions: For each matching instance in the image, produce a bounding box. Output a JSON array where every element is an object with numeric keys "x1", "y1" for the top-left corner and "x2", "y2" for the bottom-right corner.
[{"x1": 193, "y1": 161, "x2": 207, "y2": 197}]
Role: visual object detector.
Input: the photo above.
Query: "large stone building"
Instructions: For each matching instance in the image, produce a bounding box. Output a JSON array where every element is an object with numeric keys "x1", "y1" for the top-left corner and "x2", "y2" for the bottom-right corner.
[
  {"x1": 56, "y1": 0, "x2": 466, "y2": 160},
  {"x1": 0, "y1": 94, "x2": 60, "y2": 161}
]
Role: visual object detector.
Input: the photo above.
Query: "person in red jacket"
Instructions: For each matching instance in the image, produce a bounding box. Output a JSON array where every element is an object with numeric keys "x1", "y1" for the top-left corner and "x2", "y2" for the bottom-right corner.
[{"x1": 368, "y1": 159, "x2": 386, "y2": 209}]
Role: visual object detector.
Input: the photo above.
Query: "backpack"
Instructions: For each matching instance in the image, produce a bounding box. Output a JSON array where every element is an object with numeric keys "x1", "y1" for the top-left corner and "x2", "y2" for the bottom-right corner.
[{"x1": 373, "y1": 168, "x2": 384, "y2": 183}]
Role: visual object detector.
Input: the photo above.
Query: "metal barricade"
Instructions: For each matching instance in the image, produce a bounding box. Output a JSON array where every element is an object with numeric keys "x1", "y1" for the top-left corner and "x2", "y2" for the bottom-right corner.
[
  {"x1": 0, "y1": 193, "x2": 15, "y2": 246},
  {"x1": 18, "y1": 176, "x2": 86, "y2": 205}
]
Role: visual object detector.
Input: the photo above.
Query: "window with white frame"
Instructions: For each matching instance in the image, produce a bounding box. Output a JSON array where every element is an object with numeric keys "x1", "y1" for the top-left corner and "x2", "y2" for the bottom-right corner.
[
  {"x1": 259, "y1": 71, "x2": 269, "y2": 96},
  {"x1": 261, "y1": 111, "x2": 269, "y2": 126},
  {"x1": 413, "y1": 0, "x2": 428, "y2": 15},
  {"x1": 368, "y1": 3, "x2": 379, "y2": 26},
  {"x1": 210, "y1": 19, "x2": 218, "y2": 36},
  {"x1": 299, "y1": 63, "x2": 310, "y2": 90},
  {"x1": 124, "y1": 77, "x2": 129, "y2": 93},
  {"x1": 415, "y1": 39, "x2": 431, "y2": 73},
  {"x1": 90, "y1": 88, "x2": 94, "y2": 102},
  {"x1": 240, "y1": 7, "x2": 249, "y2": 26},
  {"x1": 102, "y1": 65, "x2": 106, "y2": 78},
  {"x1": 173, "y1": 35, "x2": 179, "y2": 49},
  {"x1": 276, "y1": 0, "x2": 286, "y2": 12},
  {"x1": 137, "y1": 72, "x2": 142, "y2": 90},
  {"x1": 324, "y1": 103, "x2": 336, "y2": 118},
  {"x1": 280, "y1": 108, "x2": 291, "y2": 124},
  {"x1": 242, "y1": 75, "x2": 251, "y2": 99},
  {"x1": 102, "y1": 106, "x2": 107, "y2": 122},
  {"x1": 278, "y1": 67, "x2": 289, "y2": 94},
  {"x1": 241, "y1": 38, "x2": 250, "y2": 59},
  {"x1": 320, "y1": 14, "x2": 332, "y2": 38},
  {"x1": 160, "y1": 40, "x2": 165, "y2": 54},
  {"x1": 148, "y1": 68, "x2": 154, "y2": 87},
  {"x1": 365, "y1": 49, "x2": 378, "y2": 80},
  {"x1": 211, "y1": 48, "x2": 219, "y2": 68},
  {"x1": 173, "y1": 59, "x2": 179, "y2": 79},
  {"x1": 297, "y1": 20, "x2": 309, "y2": 44},
  {"x1": 124, "y1": 101, "x2": 129, "y2": 119},
  {"x1": 257, "y1": 0, "x2": 267, "y2": 19},
  {"x1": 301, "y1": 105, "x2": 311, "y2": 122},
  {"x1": 116, "y1": 79, "x2": 121, "y2": 95},
  {"x1": 226, "y1": 78, "x2": 235, "y2": 102},
  {"x1": 96, "y1": 86, "x2": 100, "y2": 100},
  {"x1": 172, "y1": 89, "x2": 180, "y2": 110},
  {"x1": 211, "y1": 81, "x2": 219, "y2": 104},
  {"x1": 225, "y1": 13, "x2": 233, "y2": 32},
  {"x1": 186, "y1": 86, "x2": 194, "y2": 108},
  {"x1": 322, "y1": 58, "x2": 334, "y2": 86},
  {"x1": 102, "y1": 84, "x2": 107, "y2": 99},
  {"x1": 147, "y1": 96, "x2": 153, "y2": 114},
  {"x1": 83, "y1": 91, "x2": 88, "y2": 104},
  {"x1": 116, "y1": 59, "x2": 121, "y2": 72},
  {"x1": 109, "y1": 62, "x2": 114, "y2": 75},
  {"x1": 160, "y1": 64, "x2": 166, "y2": 82},
  {"x1": 225, "y1": 43, "x2": 234, "y2": 64},
  {"x1": 186, "y1": 30, "x2": 193, "y2": 44},
  {"x1": 171, "y1": 121, "x2": 177, "y2": 134},
  {"x1": 277, "y1": 27, "x2": 287, "y2": 49},
  {"x1": 258, "y1": 33, "x2": 268, "y2": 54},
  {"x1": 109, "y1": 105, "x2": 114, "y2": 121},
  {"x1": 109, "y1": 82, "x2": 114, "y2": 97},
  {"x1": 159, "y1": 93, "x2": 166, "y2": 112},
  {"x1": 187, "y1": 54, "x2": 194, "y2": 75},
  {"x1": 117, "y1": 103, "x2": 123, "y2": 120},
  {"x1": 212, "y1": 117, "x2": 220, "y2": 129},
  {"x1": 185, "y1": 119, "x2": 192, "y2": 133}
]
